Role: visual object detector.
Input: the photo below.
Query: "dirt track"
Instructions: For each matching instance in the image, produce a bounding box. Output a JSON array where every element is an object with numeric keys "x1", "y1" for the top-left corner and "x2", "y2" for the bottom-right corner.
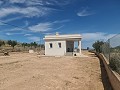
[{"x1": 0, "y1": 51, "x2": 111, "y2": 90}]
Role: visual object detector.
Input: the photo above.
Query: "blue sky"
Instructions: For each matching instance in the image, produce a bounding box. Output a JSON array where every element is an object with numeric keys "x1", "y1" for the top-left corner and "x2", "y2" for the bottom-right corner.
[{"x1": 0, "y1": 0, "x2": 120, "y2": 48}]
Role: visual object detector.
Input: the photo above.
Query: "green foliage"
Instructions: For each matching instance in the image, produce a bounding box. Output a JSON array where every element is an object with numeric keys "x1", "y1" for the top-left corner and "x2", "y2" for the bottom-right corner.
[
  {"x1": 40, "y1": 44, "x2": 45, "y2": 49},
  {"x1": 92, "y1": 40, "x2": 104, "y2": 53},
  {"x1": 110, "y1": 46, "x2": 120, "y2": 53},
  {"x1": 38, "y1": 44, "x2": 45, "y2": 50},
  {"x1": 109, "y1": 54, "x2": 120, "y2": 74},
  {"x1": 30, "y1": 42, "x2": 38, "y2": 48},
  {"x1": 7, "y1": 40, "x2": 12, "y2": 45},
  {"x1": 87, "y1": 47, "x2": 89, "y2": 50},
  {"x1": 27, "y1": 43, "x2": 31, "y2": 47},
  {"x1": 7, "y1": 40, "x2": 17, "y2": 49},
  {"x1": 0, "y1": 40, "x2": 5, "y2": 47},
  {"x1": 22, "y1": 42, "x2": 44, "y2": 49},
  {"x1": 22, "y1": 43, "x2": 28, "y2": 48},
  {"x1": 33, "y1": 42, "x2": 37, "y2": 48},
  {"x1": 0, "y1": 39, "x2": 45, "y2": 52}
]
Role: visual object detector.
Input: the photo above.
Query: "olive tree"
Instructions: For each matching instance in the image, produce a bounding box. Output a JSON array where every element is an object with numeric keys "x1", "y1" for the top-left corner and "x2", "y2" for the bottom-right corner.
[
  {"x1": 7, "y1": 40, "x2": 17, "y2": 49},
  {"x1": 92, "y1": 40, "x2": 104, "y2": 53}
]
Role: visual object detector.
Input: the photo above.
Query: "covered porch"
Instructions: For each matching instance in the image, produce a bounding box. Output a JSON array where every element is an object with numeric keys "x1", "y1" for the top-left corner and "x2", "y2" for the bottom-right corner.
[{"x1": 65, "y1": 39, "x2": 81, "y2": 56}]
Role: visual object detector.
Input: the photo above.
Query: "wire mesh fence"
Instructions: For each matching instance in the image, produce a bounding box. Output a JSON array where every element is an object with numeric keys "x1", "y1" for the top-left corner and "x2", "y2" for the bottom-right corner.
[
  {"x1": 101, "y1": 40, "x2": 110, "y2": 60},
  {"x1": 101, "y1": 34, "x2": 120, "y2": 74}
]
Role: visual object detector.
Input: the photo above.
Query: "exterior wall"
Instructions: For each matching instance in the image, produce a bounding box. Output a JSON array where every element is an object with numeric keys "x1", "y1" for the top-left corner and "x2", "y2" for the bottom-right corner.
[
  {"x1": 45, "y1": 40, "x2": 66, "y2": 56},
  {"x1": 78, "y1": 40, "x2": 81, "y2": 54},
  {"x1": 98, "y1": 53, "x2": 120, "y2": 90}
]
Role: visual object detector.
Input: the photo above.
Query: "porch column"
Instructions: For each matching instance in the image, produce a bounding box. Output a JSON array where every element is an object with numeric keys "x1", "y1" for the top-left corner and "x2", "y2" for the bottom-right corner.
[{"x1": 78, "y1": 40, "x2": 81, "y2": 54}]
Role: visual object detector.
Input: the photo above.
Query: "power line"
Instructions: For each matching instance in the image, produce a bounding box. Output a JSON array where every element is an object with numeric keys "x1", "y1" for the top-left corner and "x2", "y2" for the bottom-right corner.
[{"x1": 0, "y1": 20, "x2": 28, "y2": 31}]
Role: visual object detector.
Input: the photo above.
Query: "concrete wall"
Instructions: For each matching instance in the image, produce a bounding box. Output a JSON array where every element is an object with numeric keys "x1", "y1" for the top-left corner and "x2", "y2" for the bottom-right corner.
[
  {"x1": 98, "y1": 53, "x2": 120, "y2": 90},
  {"x1": 45, "y1": 40, "x2": 66, "y2": 56}
]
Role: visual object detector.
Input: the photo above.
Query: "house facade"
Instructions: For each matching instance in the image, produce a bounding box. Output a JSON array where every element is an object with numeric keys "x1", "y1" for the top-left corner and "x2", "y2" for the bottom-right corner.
[{"x1": 43, "y1": 33, "x2": 82, "y2": 56}]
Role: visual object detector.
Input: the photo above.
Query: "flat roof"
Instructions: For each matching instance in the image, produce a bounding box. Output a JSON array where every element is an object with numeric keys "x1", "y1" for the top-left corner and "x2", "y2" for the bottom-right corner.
[{"x1": 44, "y1": 34, "x2": 82, "y2": 41}]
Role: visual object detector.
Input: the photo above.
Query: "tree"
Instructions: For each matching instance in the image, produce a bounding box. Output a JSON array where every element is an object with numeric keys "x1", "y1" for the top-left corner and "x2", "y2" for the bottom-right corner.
[
  {"x1": 30, "y1": 42, "x2": 38, "y2": 48},
  {"x1": 7, "y1": 40, "x2": 12, "y2": 46},
  {"x1": 92, "y1": 41, "x2": 104, "y2": 53},
  {"x1": 87, "y1": 47, "x2": 89, "y2": 50},
  {"x1": 7, "y1": 40, "x2": 17, "y2": 49},
  {"x1": 27, "y1": 43, "x2": 31, "y2": 47},
  {"x1": 22, "y1": 43, "x2": 28, "y2": 49},
  {"x1": 22, "y1": 43, "x2": 25, "y2": 48},
  {"x1": 30, "y1": 42, "x2": 34, "y2": 48},
  {"x1": 12, "y1": 41, "x2": 17, "y2": 49},
  {"x1": 40, "y1": 44, "x2": 45, "y2": 49},
  {"x1": 0, "y1": 40, "x2": 5, "y2": 47},
  {"x1": 33, "y1": 42, "x2": 37, "y2": 48},
  {"x1": 2, "y1": 41, "x2": 5, "y2": 45}
]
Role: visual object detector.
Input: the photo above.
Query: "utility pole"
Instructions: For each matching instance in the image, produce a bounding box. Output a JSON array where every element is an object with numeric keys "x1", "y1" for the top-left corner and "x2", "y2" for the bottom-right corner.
[{"x1": 40, "y1": 31, "x2": 42, "y2": 53}]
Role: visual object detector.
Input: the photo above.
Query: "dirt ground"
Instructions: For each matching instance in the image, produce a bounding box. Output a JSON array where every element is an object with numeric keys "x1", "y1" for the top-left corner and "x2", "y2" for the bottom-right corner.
[{"x1": 0, "y1": 51, "x2": 111, "y2": 90}]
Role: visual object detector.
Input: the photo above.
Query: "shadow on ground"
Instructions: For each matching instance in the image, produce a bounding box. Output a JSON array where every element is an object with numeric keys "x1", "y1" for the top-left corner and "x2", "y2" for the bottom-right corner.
[
  {"x1": 99, "y1": 58, "x2": 113, "y2": 90},
  {"x1": 89, "y1": 53, "x2": 97, "y2": 57}
]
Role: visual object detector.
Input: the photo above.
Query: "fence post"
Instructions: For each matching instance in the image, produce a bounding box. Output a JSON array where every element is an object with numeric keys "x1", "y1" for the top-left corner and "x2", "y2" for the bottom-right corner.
[{"x1": 108, "y1": 39, "x2": 110, "y2": 62}]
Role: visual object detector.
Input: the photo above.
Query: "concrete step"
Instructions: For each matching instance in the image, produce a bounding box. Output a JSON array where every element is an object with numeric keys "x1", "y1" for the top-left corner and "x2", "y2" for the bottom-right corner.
[{"x1": 65, "y1": 52, "x2": 73, "y2": 56}]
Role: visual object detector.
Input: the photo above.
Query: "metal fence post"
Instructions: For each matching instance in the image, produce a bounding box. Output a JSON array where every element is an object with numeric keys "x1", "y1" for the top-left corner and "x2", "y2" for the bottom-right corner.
[{"x1": 108, "y1": 39, "x2": 110, "y2": 62}]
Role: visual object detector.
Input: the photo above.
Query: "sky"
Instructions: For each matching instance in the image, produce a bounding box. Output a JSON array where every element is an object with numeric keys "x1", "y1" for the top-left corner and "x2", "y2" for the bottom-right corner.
[{"x1": 0, "y1": 0, "x2": 120, "y2": 48}]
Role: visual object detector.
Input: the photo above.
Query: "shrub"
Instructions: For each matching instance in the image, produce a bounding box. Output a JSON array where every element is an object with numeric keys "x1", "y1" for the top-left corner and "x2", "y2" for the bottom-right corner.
[
  {"x1": 7, "y1": 40, "x2": 17, "y2": 49},
  {"x1": 92, "y1": 41, "x2": 104, "y2": 53},
  {"x1": 109, "y1": 54, "x2": 120, "y2": 74}
]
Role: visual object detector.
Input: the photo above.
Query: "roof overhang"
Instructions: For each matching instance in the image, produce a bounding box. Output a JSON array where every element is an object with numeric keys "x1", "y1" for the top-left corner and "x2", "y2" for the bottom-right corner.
[{"x1": 43, "y1": 34, "x2": 82, "y2": 41}]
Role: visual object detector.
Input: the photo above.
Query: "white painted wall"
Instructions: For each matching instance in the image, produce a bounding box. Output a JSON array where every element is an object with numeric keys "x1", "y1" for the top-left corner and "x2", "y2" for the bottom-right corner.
[
  {"x1": 45, "y1": 40, "x2": 66, "y2": 56},
  {"x1": 78, "y1": 40, "x2": 81, "y2": 54}
]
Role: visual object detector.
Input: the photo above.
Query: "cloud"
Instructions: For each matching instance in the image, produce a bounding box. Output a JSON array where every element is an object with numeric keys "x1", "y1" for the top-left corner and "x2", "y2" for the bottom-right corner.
[
  {"x1": 0, "y1": 1, "x2": 3, "y2": 5},
  {"x1": 25, "y1": 0, "x2": 44, "y2": 6},
  {"x1": 28, "y1": 22, "x2": 53, "y2": 32},
  {"x1": 0, "y1": 0, "x2": 72, "y2": 19},
  {"x1": 3, "y1": 16, "x2": 24, "y2": 22},
  {"x1": 77, "y1": 8, "x2": 95, "y2": 17},
  {"x1": 24, "y1": 21, "x2": 29, "y2": 27},
  {"x1": 53, "y1": 19, "x2": 70, "y2": 23},
  {"x1": 82, "y1": 32, "x2": 115, "y2": 41},
  {"x1": 5, "y1": 28, "x2": 23, "y2": 32},
  {"x1": 81, "y1": 32, "x2": 116, "y2": 48},
  {"x1": 6, "y1": 33, "x2": 13, "y2": 35},
  {"x1": 6, "y1": 32, "x2": 23, "y2": 35},
  {"x1": 48, "y1": 0, "x2": 71, "y2": 6},
  {"x1": 9, "y1": 0, "x2": 43, "y2": 5},
  {"x1": 28, "y1": 36, "x2": 40, "y2": 42},
  {"x1": 53, "y1": 25, "x2": 64, "y2": 31},
  {"x1": 9, "y1": 0, "x2": 71, "y2": 6},
  {"x1": 1, "y1": 19, "x2": 65, "y2": 34},
  {"x1": 0, "y1": 6, "x2": 50, "y2": 18},
  {"x1": 43, "y1": 32, "x2": 53, "y2": 35},
  {"x1": 9, "y1": 0, "x2": 26, "y2": 3},
  {"x1": 0, "y1": 22, "x2": 6, "y2": 26},
  {"x1": 28, "y1": 20, "x2": 65, "y2": 32},
  {"x1": 24, "y1": 34, "x2": 32, "y2": 36}
]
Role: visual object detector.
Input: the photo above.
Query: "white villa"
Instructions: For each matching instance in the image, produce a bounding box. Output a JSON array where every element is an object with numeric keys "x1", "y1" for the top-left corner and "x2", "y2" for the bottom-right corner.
[{"x1": 43, "y1": 33, "x2": 82, "y2": 56}]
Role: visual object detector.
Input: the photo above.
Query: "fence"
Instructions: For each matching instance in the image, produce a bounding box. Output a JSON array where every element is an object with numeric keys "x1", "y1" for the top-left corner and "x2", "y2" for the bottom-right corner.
[{"x1": 101, "y1": 34, "x2": 120, "y2": 74}]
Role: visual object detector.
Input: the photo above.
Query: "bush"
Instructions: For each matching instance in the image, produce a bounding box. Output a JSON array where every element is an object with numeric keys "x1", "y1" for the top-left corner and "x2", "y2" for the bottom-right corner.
[
  {"x1": 92, "y1": 41, "x2": 104, "y2": 53},
  {"x1": 109, "y1": 54, "x2": 120, "y2": 74}
]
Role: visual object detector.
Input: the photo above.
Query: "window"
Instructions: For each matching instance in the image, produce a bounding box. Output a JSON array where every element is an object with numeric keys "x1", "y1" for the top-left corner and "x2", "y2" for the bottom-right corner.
[
  {"x1": 49, "y1": 43, "x2": 52, "y2": 48},
  {"x1": 58, "y1": 43, "x2": 61, "y2": 48}
]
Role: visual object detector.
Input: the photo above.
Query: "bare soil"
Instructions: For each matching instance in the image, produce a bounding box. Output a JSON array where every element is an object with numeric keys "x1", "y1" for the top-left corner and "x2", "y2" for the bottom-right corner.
[{"x1": 0, "y1": 51, "x2": 111, "y2": 90}]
